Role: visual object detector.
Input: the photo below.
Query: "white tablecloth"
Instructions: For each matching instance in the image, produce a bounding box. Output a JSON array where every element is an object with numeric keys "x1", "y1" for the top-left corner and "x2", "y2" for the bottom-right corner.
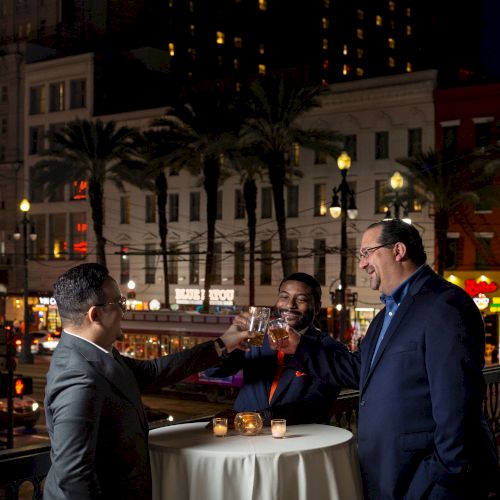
[{"x1": 149, "y1": 422, "x2": 363, "y2": 500}]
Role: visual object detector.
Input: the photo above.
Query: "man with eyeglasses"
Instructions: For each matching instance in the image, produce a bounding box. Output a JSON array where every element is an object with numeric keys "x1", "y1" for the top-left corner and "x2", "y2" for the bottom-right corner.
[
  {"x1": 267, "y1": 220, "x2": 499, "y2": 499},
  {"x1": 43, "y1": 263, "x2": 253, "y2": 500}
]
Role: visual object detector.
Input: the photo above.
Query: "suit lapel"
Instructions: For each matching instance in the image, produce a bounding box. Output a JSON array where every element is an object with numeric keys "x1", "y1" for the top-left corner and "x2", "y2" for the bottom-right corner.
[{"x1": 360, "y1": 312, "x2": 384, "y2": 386}]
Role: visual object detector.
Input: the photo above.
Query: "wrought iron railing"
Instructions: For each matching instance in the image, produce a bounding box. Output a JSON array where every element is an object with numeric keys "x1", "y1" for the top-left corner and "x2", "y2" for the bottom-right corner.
[{"x1": 1, "y1": 366, "x2": 499, "y2": 500}]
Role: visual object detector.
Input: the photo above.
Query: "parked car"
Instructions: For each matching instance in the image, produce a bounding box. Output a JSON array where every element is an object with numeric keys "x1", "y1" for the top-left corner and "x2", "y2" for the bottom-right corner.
[
  {"x1": 0, "y1": 396, "x2": 41, "y2": 430},
  {"x1": 15, "y1": 331, "x2": 60, "y2": 355}
]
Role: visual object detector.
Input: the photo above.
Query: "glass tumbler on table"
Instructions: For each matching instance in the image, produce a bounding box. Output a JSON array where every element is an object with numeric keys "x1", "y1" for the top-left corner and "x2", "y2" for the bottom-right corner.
[{"x1": 247, "y1": 306, "x2": 271, "y2": 347}]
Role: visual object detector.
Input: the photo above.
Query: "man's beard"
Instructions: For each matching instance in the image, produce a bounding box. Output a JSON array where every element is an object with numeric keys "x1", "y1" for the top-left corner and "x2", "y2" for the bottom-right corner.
[{"x1": 279, "y1": 308, "x2": 314, "y2": 331}]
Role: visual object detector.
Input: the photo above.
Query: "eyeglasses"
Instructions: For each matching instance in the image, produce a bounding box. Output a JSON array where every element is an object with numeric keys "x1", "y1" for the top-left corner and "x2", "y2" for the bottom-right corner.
[
  {"x1": 358, "y1": 243, "x2": 396, "y2": 260},
  {"x1": 96, "y1": 296, "x2": 127, "y2": 314}
]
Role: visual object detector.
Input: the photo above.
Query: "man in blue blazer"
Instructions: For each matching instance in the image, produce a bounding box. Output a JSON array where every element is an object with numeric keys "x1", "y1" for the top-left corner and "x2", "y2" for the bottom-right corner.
[
  {"x1": 208, "y1": 273, "x2": 347, "y2": 424},
  {"x1": 43, "y1": 263, "x2": 251, "y2": 500},
  {"x1": 275, "y1": 220, "x2": 498, "y2": 499}
]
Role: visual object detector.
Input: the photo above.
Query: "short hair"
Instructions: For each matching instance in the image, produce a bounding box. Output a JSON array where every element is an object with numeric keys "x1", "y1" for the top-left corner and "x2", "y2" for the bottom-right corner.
[
  {"x1": 279, "y1": 272, "x2": 322, "y2": 303},
  {"x1": 367, "y1": 219, "x2": 427, "y2": 266},
  {"x1": 53, "y1": 263, "x2": 110, "y2": 325}
]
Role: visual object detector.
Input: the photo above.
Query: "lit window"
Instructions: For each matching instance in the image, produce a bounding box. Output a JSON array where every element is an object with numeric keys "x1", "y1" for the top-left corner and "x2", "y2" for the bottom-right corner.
[
  {"x1": 49, "y1": 82, "x2": 65, "y2": 112},
  {"x1": 406, "y1": 7, "x2": 411, "y2": 16},
  {"x1": 259, "y1": 0, "x2": 267, "y2": 10},
  {"x1": 343, "y1": 64, "x2": 350, "y2": 75},
  {"x1": 406, "y1": 62, "x2": 412, "y2": 72},
  {"x1": 190, "y1": 24, "x2": 195, "y2": 35},
  {"x1": 388, "y1": 57, "x2": 395, "y2": 68},
  {"x1": 343, "y1": 44, "x2": 348, "y2": 55},
  {"x1": 356, "y1": 67, "x2": 364, "y2": 76},
  {"x1": 406, "y1": 25, "x2": 412, "y2": 35},
  {"x1": 234, "y1": 58, "x2": 240, "y2": 70},
  {"x1": 356, "y1": 28, "x2": 363, "y2": 40},
  {"x1": 388, "y1": 1, "x2": 395, "y2": 12},
  {"x1": 71, "y1": 181, "x2": 88, "y2": 200},
  {"x1": 322, "y1": 18, "x2": 329, "y2": 29},
  {"x1": 357, "y1": 48, "x2": 364, "y2": 58},
  {"x1": 218, "y1": 55, "x2": 223, "y2": 66},
  {"x1": 357, "y1": 9, "x2": 364, "y2": 19},
  {"x1": 322, "y1": 38, "x2": 328, "y2": 50},
  {"x1": 216, "y1": 31, "x2": 225, "y2": 44},
  {"x1": 323, "y1": 0, "x2": 330, "y2": 7},
  {"x1": 168, "y1": 43, "x2": 175, "y2": 56},
  {"x1": 258, "y1": 64, "x2": 266, "y2": 75},
  {"x1": 26, "y1": 22, "x2": 31, "y2": 36},
  {"x1": 188, "y1": 48, "x2": 196, "y2": 60},
  {"x1": 322, "y1": 59, "x2": 330, "y2": 70},
  {"x1": 259, "y1": 43, "x2": 265, "y2": 55},
  {"x1": 292, "y1": 143, "x2": 300, "y2": 166},
  {"x1": 388, "y1": 37, "x2": 395, "y2": 49},
  {"x1": 376, "y1": 15, "x2": 383, "y2": 26},
  {"x1": 189, "y1": 0, "x2": 194, "y2": 12},
  {"x1": 234, "y1": 36, "x2": 242, "y2": 48}
]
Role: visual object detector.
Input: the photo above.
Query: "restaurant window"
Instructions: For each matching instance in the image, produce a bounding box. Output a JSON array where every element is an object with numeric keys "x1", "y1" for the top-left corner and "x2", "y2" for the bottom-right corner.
[
  {"x1": 145, "y1": 243, "x2": 156, "y2": 284},
  {"x1": 145, "y1": 194, "x2": 156, "y2": 223},
  {"x1": 189, "y1": 243, "x2": 199, "y2": 284},
  {"x1": 442, "y1": 125, "x2": 458, "y2": 156},
  {"x1": 216, "y1": 190, "x2": 223, "y2": 220},
  {"x1": 234, "y1": 241, "x2": 245, "y2": 285},
  {"x1": 29, "y1": 125, "x2": 44, "y2": 155},
  {"x1": 168, "y1": 243, "x2": 179, "y2": 284},
  {"x1": 408, "y1": 128, "x2": 422, "y2": 157},
  {"x1": 287, "y1": 185, "x2": 299, "y2": 218},
  {"x1": 212, "y1": 242, "x2": 222, "y2": 285},
  {"x1": 69, "y1": 212, "x2": 87, "y2": 259},
  {"x1": 286, "y1": 239, "x2": 298, "y2": 276},
  {"x1": 49, "y1": 81, "x2": 65, "y2": 112},
  {"x1": 169, "y1": 193, "x2": 179, "y2": 222},
  {"x1": 29, "y1": 85, "x2": 45, "y2": 114},
  {"x1": 260, "y1": 240, "x2": 272, "y2": 285},
  {"x1": 70, "y1": 79, "x2": 86, "y2": 109},
  {"x1": 234, "y1": 189, "x2": 245, "y2": 219},
  {"x1": 120, "y1": 196, "x2": 130, "y2": 224},
  {"x1": 120, "y1": 245, "x2": 130, "y2": 284},
  {"x1": 314, "y1": 183, "x2": 327, "y2": 216},
  {"x1": 375, "y1": 131, "x2": 389, "y2": 159},
  {"x1": 445, "y1": 236, "x2": 462, "y2": 270},
  {"x1": 344, "y1": 134, "x2": 357, "y2": 161},
  {"x1": 261, "y1": 187, "x2": 272, "y2": 218},
  {"x1": 30, "y1": 214, "x2": 46, "y2": 260},
  {"x1": 475, "y1": 122, "x2": 492, "y2": 149},
  {"x1": 49, "y1": 213, "x2": 66, "y2": 259},
  {"x1": 71, "y1": 180, "x2": 87, "y2": 201},
  {"x1": 314, "y1": 239, "x2": 326, "y2": 285},
  {"x1": 190, "y1": 192, "x2": 200, "y2": 221}
]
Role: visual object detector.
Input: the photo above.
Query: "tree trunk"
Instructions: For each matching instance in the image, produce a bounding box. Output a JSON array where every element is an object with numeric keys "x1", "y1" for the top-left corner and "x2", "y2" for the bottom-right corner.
[
  {"x1": 434, "y1": 208, "x2": 449, "y2": 276},
  {"x1": 156, "y1": 171, "x2": 169, "y2": 308},
  {"x1": 244, "y1": 179, "x2": 257, "y2": 306},
  {"x1": 202, "y1": 155, "x2": 220, "y2": 313},
  {"x1": 88, "y1": 178, "x2": 107, "y2": 267}
]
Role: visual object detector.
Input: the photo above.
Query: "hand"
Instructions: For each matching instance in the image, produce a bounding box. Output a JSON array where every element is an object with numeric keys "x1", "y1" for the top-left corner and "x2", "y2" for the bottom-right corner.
[
  {"x1": 219, "y1": 323, "x2": 254, "y2": 353},
  {"x1": 232, "y1": 312, "x2": 251, "y2": 330},
  {"x1": 268, "y1": 325, "x2": 301, "y2": 355}
]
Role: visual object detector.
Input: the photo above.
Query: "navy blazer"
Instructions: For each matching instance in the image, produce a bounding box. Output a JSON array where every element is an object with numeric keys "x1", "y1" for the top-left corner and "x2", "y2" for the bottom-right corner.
[
  {"x1": 44, "y1": 332, "x2": 221, "y2": 500},
  {"x1": 207, "y1": 325, "x2": 347, "y2": 424},
  {"x1": 290, "y1": 266, "x2": 499, "y2": 499}
]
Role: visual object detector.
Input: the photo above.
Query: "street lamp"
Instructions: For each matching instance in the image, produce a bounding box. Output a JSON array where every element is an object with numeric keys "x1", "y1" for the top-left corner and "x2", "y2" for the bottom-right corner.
[
  {"x1": 329, "y1": 151, "x2": 357, "y2": 341},
  {"x1": 13, "y1": 198, "x2": 37, "y2": 364},
  {"x1": 384, "y1": 171, "x2": 412, "y2": 224}
]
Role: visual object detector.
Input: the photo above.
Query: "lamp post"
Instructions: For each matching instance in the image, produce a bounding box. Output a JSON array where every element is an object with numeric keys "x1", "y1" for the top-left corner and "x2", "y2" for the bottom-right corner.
[
  {"x1": 13, "y1": 198, "x2": 36, "y2": 364},
  {"x1": 384, "y1": 171, "x2": 412, "y2": 224},
  {"x1": 329, "y1": 151, "x2": 357, "y2": 341}
]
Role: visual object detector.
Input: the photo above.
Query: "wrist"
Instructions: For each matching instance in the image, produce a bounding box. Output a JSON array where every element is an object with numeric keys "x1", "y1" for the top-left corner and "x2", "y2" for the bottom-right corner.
[{"x1": 214, "y1": 337, "x2": 229, "y2": 358}]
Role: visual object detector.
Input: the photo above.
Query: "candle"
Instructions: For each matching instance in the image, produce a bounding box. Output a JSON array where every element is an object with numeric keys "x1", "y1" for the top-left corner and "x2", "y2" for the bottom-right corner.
[
  {"x1": 213, "y1": 417, "x2": 228, "y2": 437},
  {"x1": 271, "y1": 419, "x2": 286, "y2": 438}
]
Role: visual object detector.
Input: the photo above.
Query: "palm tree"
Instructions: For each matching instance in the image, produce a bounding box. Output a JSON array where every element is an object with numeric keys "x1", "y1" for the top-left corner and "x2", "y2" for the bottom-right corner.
[
  {"x1": 241, "y1": 77, "x2": 344, "y2": 276},
  {"x1": 33, "y1": 118, "x2": 140, "y2": 267},
  {"x1": 152, "y1": 88, "x2": 241, "y2": 312},
  {"x1": 396, "y1": 147, "x2": 500, "y2": 275}
]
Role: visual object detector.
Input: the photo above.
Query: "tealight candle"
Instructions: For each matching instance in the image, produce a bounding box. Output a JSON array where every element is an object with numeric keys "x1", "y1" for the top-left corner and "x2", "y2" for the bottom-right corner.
[
  {"x1": 213, "y1": 417, "x2": 228, "y2": 437},
  {"x1": 271, "y1": 419, "x2": 286, "y2": 438}
]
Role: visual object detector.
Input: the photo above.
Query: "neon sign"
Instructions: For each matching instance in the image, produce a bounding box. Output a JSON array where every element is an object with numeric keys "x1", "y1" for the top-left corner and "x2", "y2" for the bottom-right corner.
[{"x1": 464, "y1": 279, "x2": 498, "y2": 297}]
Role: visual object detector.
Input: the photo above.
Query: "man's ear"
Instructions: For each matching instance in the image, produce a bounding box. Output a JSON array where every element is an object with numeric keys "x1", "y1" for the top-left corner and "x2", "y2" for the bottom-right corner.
[
  {"x1": 87, "y1": 305, "x2": 101, "y2": 323},
  {"x1": 393, "y1": 242, "x2": 408, "y2": 261}
]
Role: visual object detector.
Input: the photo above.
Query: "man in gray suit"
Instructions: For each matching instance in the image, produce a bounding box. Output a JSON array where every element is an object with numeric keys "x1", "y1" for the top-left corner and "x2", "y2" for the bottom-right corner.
[{"x1": 44, "y1": 263, "x2": 251, "y2": 500}]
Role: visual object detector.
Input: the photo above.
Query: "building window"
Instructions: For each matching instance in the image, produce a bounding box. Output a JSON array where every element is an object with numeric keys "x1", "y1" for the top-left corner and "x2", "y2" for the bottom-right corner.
[
  {"x1": 190, "y1": 192, "x2": 200, "y2": 221},
  {"x1": 388, "y1": 1, "x2": 395, "y2": 12},
  {"x1": 314, "y1": 239, "x2": 326, "y2": 285},
  {"x1": 69, "y1": 212, "x2": 87, "y2": 259},
  {"x1": 29, "y1": 125, "x2": 44, "y2": 155},
  {"x1": 258, "y1": 64, "x2": 266, "y2": 75},
  {"x1": 287, "y1": 185, "x2": 299, "y2": 218},
  {"x1": 216, "y1": 190, "x2": 223, "y2": 220},
  {"x1": 314, "y1": 183, "x2": 327, "y2": 216},
  {"x1": 145, "y1": 243, "x2": 156, "y2": 284},
  {"x1": 408, "y1": 128, "x2": 422, "y2": 157},
  {"x1": 234, "y1": 241, "x2": 245, "y2": 285},
  {"x1": 258, "y1": 0, "x2": 267, "y2": 10},
  {"x1": 406, "y1": 25, "x2": 412, "y2": 35},
  {"x1": 344, "y1": 134, "x2": 357, "y2": 161},
  {"x1": 388, "y1": 57, "x2": 395, "y2": 68},
  {"x1": 168, "y1": 43, "x2": 175, "y2": 56},
  {"x1": 445, "y1": 236, "x2": 462, "y2": 270},
  {"x1": 70, "y1": 79, "x2": 86, "y2": 109},
  {"x1": 216, "y1": 31, "x2": 225, "y2": 44},
  {"x1": 376, "y1": 15, "x2": 383, "y2": 26},
  {"x1": 168, "y1": 243, "x2": 179, "y2": 284},
  {"x1": 357, "y1": 9, "x2": 364, "y2": 19},
  {"x1": 314, "y1": 150, "x2": 327, "y2": 164},
  {"x1": 0, "y1": 145, "x2": 4, "y2": 161},
  {"x1": 260, "y1": 240, "x2": 272, "y2": 285},
  {"x1": 322, "y1": 18, "x2": 329, "y2": 29},
  {"x1": 0, "y1": 117, "x2": 7, "y2": 136},
  {"x1": 406, "y1": 62, "x2": 412, "y2": 72},
  {"x1": 213, "y1": 242, "x2": 222, "y2": 285},
  {"x1": 356, "y1": 28, "x2": 363, "y2": 40},
  {"x1": 189, "y1": 243, "x2": 199, "y2": 284},
  {"x1": 292, "y1": 143, "x2": 300, "y2": 166},
  {"x1": 120, "y1": 245, "x2": 130, "y2": 284},
  {"x1": 49, "y1": 213, "x2": 66, "y2": 259},
  {"x1": 0, "y1": 85, "x2": 7, "y2": 103},
  {"x1": 48, "y1": 122, "x2": 65, "y2": 152},
  {"x1": 442, "y1": 126, "x2": 458, "y2": 156},
  {"x1": 261, "y1": 187, "x2": 272, "y2": 218},
  {"x1": 49, "y1": 81, "x2": 65, "y2": 112},
  {"x1": 120, "y1": 196, "x2": 130, "y2": 224},
  {"x1": 29, "y1": 85, "x2": 45, "y2": 114},
  {"x1": 475, "y1": 122, "x2": 492, "y2": 149},
  {"x1": 70, "y1": 180, "x2": 87, "y2": 201},
  {"x1": 286, "y1": 239, "x2": 298, "y2": 275},
  {"x1": 145, "y1": 194, "x2": 156, "y2": 223},
  {"x1": 375, "y1": 131, "x2": 389, "y2": 159},
  {"x1": 234, "y1": 36, "x2": 242, "y2": 48},
  {"x1": 388, "y1": 37, "x2": 395, "y2": 49},
  {"x1": 30, "y1": 214, "x2": 46, "y2": 260},
  {"x1": 375, "y1": 178, "x2": 423, "y2": 213},
  {"x1": 235, "y1": 189, "x2": 245, "y2": 219},
  {"x1": 169, "y1": 193, "x2": 179, "y2": 222},
  {"x1": 476, "y1": 236, "x2": 493, "y2": 269}
]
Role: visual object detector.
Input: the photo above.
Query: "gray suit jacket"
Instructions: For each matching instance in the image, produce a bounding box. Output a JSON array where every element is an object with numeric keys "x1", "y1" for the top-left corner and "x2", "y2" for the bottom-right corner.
[{"x1": 43, "y1": 331, "x2": 220, "y2": 500}]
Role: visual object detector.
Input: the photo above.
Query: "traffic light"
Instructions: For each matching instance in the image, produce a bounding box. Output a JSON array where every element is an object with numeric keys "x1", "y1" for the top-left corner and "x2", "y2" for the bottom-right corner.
[{"x1": 13, "y1": 376, "x2": 33, "y2": 396}]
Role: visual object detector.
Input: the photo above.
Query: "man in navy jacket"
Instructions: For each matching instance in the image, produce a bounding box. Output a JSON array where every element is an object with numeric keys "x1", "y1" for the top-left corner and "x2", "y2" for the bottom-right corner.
[
  {"x1": 208, "y1": 273, "x2": 347, "y2": 424},
  {"x1": 274, "y1": 220, "x2": 498, "y2": 499}
]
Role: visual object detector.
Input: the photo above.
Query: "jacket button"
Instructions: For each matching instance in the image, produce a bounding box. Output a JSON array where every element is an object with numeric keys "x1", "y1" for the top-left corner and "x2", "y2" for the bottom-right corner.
[{"x1": 360, "y1": 400, "x2": 366, "y2": 406}]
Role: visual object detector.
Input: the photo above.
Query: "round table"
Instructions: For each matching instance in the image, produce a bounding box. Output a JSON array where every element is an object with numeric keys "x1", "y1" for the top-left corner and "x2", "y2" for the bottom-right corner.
[{"x1": 149, "y1": 422, "x2": 363, "y2": 500}]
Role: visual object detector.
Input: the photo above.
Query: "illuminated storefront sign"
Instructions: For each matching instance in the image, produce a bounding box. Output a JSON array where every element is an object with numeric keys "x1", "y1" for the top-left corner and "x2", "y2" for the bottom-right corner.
[
  {"x1": 473, "y1": 293, "x2": 490, "y2": 310},
  {"x1": 174, "y1": 288, "x2": 235, "y2": 306},
  {"x1": 491, "y1": 298, "x2": 500, "y2": 313},
  {"x1": 39, "y1": 296, "x2": 57, "y2": 306},
  {"x1": 464, "y1": 279, "x2": 498, "y2": 297}
]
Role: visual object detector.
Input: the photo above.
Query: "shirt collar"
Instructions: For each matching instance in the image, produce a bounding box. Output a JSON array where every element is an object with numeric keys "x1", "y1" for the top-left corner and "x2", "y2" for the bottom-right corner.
[
  {"x1": 380, "y1": 264, "x2": 426, "y2": 305},
  {"x1": 64, "y1": 330, "x2": 113, "y2": 356}
]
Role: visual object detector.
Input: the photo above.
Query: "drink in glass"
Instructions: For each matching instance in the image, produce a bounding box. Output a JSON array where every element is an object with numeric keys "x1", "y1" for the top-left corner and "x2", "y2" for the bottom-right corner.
[
  {"x1": 247, "y1": 306, "x2": 270, "y2": 347},
  {"x1": 268, "y1": 317, "x2": 289, "y2": 342}
]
